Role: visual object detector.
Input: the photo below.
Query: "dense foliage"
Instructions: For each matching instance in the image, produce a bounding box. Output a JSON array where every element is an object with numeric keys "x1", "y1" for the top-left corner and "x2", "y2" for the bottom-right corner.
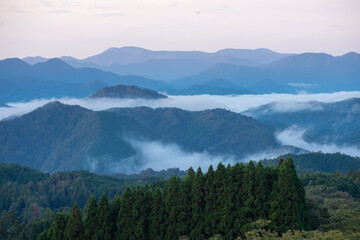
[
  {"x1": 262, "y1": 152, "x2": 360, "y2": 173},
  {"x1": 2, "y1": 160, "x2": 360, "y2": 239},
  {"x1": 0, "y1": 163, "x2": 160, "y2": 226},
  {"x1": 109, "y1": 106, "x2": 279, "y2": 157},
  {"x1": 4, "y1": 159, "x2": 308, "y2": 240}
]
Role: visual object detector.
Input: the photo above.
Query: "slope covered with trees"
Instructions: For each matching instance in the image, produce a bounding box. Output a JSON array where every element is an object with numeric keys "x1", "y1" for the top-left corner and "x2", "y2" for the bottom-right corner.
[
  {"x1": 109, "y1": 106, "x2": 279, "y2": 158},
  {"x1": 0, "y1": 160, "x2": 309, "y2": 240},
  {"x1": 262, "y1": 152, "x2": 360, "y2": 173}
]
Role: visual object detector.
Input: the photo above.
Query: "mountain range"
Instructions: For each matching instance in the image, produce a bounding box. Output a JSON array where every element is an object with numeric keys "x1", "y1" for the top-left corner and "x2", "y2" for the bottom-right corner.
[
  {"x1": 23, "y1": 46, "x2": 293, "y2": 80},
  {"x1": 0, "y1": 101, "x2": 284, "y2": 174},
  {"x1": 0, "y1": 58, "x2": 170, "y2": 102},
  {"x1": 1, "y1": 46, "x2": 359, "y2": 102}
]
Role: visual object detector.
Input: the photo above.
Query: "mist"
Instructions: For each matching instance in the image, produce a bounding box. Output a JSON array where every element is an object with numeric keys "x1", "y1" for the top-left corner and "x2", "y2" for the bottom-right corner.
[
  {"x1": 92, "y1": 139, "x2": 295, "y2": 174},
  {"x1": 276, "y1": 125, "x2": 360, "y2": 157},
  {"x1": 1, "y1": 91, "x2": 359, "y2": 120}
]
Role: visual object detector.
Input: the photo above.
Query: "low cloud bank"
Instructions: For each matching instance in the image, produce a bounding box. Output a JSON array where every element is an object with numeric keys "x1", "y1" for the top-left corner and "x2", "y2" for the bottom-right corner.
[
  {"x1": 1, "y1": 91, "x2": 359, "y2": 120},
  {"x1": 127, "y1": 139, "x2": 237, "y2": 173},
  {"x1": 276, "y1": 125, "x2": 360, "y2": 157}
]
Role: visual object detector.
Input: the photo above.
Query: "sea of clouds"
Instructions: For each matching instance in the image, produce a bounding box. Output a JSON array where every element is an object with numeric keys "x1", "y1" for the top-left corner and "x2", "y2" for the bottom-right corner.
[{"x1": 1, "y1": 91, "x2": 360, "y2": 172}]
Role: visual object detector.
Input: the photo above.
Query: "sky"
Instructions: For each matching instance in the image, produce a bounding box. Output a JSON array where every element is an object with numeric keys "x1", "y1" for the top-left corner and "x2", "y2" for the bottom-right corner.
[{"x1": 0, "y1": 0, "x2": 359, "y2": 59}]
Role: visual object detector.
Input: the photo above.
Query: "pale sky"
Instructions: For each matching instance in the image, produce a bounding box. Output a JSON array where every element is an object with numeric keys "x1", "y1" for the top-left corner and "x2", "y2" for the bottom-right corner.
[{"x1": 0, "y1": 0, "x2": 359, "y2": 59}]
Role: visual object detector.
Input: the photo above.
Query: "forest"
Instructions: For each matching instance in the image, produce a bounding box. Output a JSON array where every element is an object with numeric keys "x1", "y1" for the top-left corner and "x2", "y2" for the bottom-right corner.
[{"x1": 1, "y1": 158, "x2": 360, "y2": 240}]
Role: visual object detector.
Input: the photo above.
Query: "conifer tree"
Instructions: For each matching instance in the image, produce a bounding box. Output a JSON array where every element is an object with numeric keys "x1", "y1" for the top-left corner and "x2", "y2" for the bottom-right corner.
[
  {"x1": 84, "y1": 195, "x2": 97, "y2": 240},
  {"x1": 94, "y1": 193, "x2": 111, "y2": 240},
  {"x1": 64, "y1": 202, "x2": 84, "y2": 240},
  {"x1": 254, "y1": 162, "x2": 268, "y2": 218},
  {"x1": 132, "y1": 186, "x2": 146, "y2": 239},
  {"x1": 116, "y1": 187, "x2": 133, "y2": 240},
  {"x1": 110, "y1": 196, "x2": 121, "y2": 238},
  {"x1": 165, "y1": 175, "x2": 180, "y2": 240},
  {"x1": 190, "y1": 167, "x2": 205, "y2": 240},
  {"x1": 204, "y1": 165, "x2": 217, "y2": 238},
  {"x1": 149, "y1": 188, "x2": 165, "y2": 240},
  {"x1": 176, "y1": 175, "x2": 192, "y2": 237},
  {"x1": 38, "y1": 230, "x2": 50, "y2": 240},
  {"x1": 213, "y1": 162, "x2": 227, "y2": 236},
  {"x1": 222, "y1": 164, "x2": 236, "y2": 240},
  {"x1": 243, "y1": 161, "x2": 256, "y2": 226},
  {"x1": 48, "y1": 209, "x2": 67, "y2": 240},
  {"x1": 144, "y1": 189, "x2": 153, "y2": 240},
  {"x1": 232, "y1": 162, "x2": 246, "y2": 237}
]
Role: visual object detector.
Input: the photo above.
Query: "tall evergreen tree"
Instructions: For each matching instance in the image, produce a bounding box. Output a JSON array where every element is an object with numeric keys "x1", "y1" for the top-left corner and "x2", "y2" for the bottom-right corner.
[
  {"x1": 116, "y1": 187, "x2": 133, "y2": 240},
  {"x1": 143, "y1": 189, "x2": 153, "y2": 240},
  {"x1": 149, "y1": 188, "x2": 165, "y2": 240},
  {"x1": 204, "y1": 165, "x2": 217, "y2": 238},
  {"x1": 110, "y1": 196, "x2": 121, "y2": 238},
  {"x1": 270, "y1": 159, "x2": 308, "y2": 233},
  {"x1": 48, "y1": 209, "x2": 67, "y2": 240},
  {"x1": 232, "y1": 162, "x2": 246, "y2": 237},
  {"x1": 190, "y1": 167, "x2": 205, "y2": 240},
  {"x1": 94, "y1": 193, "x2": 111, "y2": 240},
  {"x1": 132, "y1": 186, "x2": 146, "y2": 239},
  {"x1": 165, "y1": 175, "x2": 180, "y2": 240},
  {"x1": 242, "y1": 161, "x2": 256, "y2": 228},
  {"x1": 84, "y1": 195, "x2": 97, "y2": 240},
  {"x1": 213, "y1": 162, "x2": 227, "y2": 236},
  {"x1": 176, "y1": 175, "x2": 192, "y2": 237},
  {"x1": 254, "y1": 162, "x2": 268, "y2": 218},
  {"x1": 64, "y1": 202, "x2": 84, "y2": 240}
]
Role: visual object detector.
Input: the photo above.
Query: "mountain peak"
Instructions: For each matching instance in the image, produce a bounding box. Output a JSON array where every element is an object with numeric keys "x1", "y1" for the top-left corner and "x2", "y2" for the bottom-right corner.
[
  {"x1": 34, "y1": 58, "x2": 73, "y2": 69},
  {"x1": 90, "y1": 84, "x2": 168, "y2": 99},
  {"x1": 0, "y1": 58, "x2": 30, "y2": 67}
]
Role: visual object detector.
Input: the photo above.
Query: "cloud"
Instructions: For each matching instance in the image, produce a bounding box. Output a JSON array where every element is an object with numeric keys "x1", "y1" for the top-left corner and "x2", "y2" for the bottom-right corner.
[
  {"x1": 1, "y1": 91, "x2": 359, "y2": 120},
  {"x1": 269, "y1": 101, "x2": 323, "y2": 113},
  {"x1": 128, "y1": 139, "x2": 237, "y2": 173},
  {"x1": 276, "y1": 125, "x2": 360, "y2": 157}
]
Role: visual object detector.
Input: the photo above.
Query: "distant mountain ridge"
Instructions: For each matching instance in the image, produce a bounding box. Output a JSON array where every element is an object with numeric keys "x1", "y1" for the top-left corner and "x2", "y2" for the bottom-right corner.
[
  {"x1": 172, "y1": 52, "x2": 360, "y2": 93},
  {"x1": 21, "y1": 46, "x2": 294, "y2": 80},
  {"x1": 0, "y1": 48, "x2": 357, "y2": 102},
  {"x1": 90, "y1": 84, "x2": 168, "y2": 99},
  {"x1": 0, "y1": 58, "x2": 171, "y2": 102}
]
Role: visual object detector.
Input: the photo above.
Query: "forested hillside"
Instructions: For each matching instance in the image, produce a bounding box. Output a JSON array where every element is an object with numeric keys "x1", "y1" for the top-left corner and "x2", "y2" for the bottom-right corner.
[
  {"x1": 262, "y1": 152, "x2": 360, "y2": 173},
  {"x1": 0, "y1": 160, "x2": 310, "y2": 240}
]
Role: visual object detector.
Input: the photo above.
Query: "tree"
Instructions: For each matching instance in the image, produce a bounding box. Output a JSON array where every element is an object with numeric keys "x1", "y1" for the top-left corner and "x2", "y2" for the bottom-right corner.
[
  {"x1": 110, "y1": 196, "x2": 121, "y2": 238},
  {"x1": 165, "y1": 175, "x2": 180, "y2": 239},
  {"x1": 48, "y1": 209, "x2": 67, "y2": 240},
  {"x1": 132, "y1": 186, "x2": 146, "y2": 239},
  {"x1": 84, "y1": 195, "x2": 97, "y2": 240},
  {"x1": 204, "y1": 165, "x2": 217, "y2": 238},
  {"x1": 149, "y1": 188, "x2": 165, "y2": 240},
  {"x1": 254, "y1": 162, "x2": 268, "y2": 218},
  {"x1": 116, "y1": 187, "x2": 133, "y2": 239},
  {"x1": 190, "y1": 167, "x2": 205, "y2": 240},
  {"x1": 64, "y1": 202, "x2": 84, "y2": 240},
  {"x1": 177, "y1": 175, "x2": 192, "y2": 237},
  {"x1": 94, "y1": 193, "x2": 111, "y2": 240}
]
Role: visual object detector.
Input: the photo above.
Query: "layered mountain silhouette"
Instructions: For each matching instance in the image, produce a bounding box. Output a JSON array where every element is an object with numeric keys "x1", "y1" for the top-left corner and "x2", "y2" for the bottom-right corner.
[
  {"x1": 22, "y1": 46, "x2": 293, "y2": 80},
  {"x1": 0, "y1": 102, "x2": 284, "y2": 173},
  {"x1": 90, "y1": 84, "x2": 168, "y2": 99},
  {"x1": 0, "y1": 58, "x2": 171, "y2": 102},
  {"x1": 1, "y1": 47, "x2": 357, "y2": 103},
  {"x1": 172, "y1": 52, "x2": 360, "y2": 93}
]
